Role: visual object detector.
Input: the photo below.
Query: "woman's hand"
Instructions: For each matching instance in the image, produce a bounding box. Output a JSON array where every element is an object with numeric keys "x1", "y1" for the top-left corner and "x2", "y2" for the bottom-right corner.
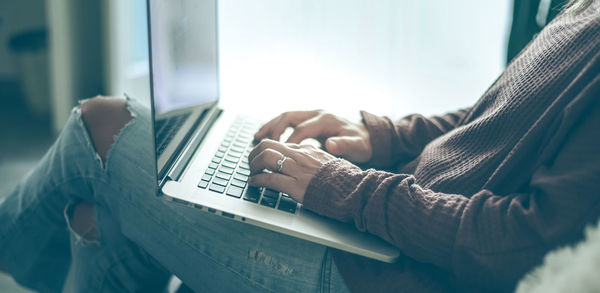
[
  {"x1": 253, "y1": 110, "x2": 373, "y2": 163},
  {"x1": 248, "y1": 139, "x2": 336, "y2": 203}
]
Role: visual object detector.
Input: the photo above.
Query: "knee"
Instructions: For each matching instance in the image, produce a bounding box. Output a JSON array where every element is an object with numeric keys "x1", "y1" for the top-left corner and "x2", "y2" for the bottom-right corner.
[
  {"x1": 80, "y1": 96, "x2": 132, "y2": 163},
  {"x1": 70, "y1": 201, "x2": 98, "y2": 242}
]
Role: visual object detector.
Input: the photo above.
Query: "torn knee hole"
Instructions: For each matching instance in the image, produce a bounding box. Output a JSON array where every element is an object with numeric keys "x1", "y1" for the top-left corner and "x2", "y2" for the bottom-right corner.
[
  {"x1": 67, "y1": 201, "x2": 99, "y2": 242},
  {"x1": 79, "y1": 96, "x2": 133, "y2": 163}
]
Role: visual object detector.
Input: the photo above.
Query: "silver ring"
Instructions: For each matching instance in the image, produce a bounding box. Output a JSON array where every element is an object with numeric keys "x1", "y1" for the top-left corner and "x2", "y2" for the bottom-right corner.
[{"x1": 277, "y1": 155, "x2": 287, "y2": 172}]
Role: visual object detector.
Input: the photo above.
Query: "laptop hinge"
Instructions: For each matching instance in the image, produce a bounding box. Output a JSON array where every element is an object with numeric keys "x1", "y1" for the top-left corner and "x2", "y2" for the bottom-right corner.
[{"x1": 164, "y1": 107, "x2": 223, "y2": 184}]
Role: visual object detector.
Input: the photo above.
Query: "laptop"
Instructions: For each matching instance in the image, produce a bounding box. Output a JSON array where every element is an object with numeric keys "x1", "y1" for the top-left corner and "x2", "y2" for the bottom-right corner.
[{"x1": 147, "y1": 0, "x2": 399, "y2": 263}]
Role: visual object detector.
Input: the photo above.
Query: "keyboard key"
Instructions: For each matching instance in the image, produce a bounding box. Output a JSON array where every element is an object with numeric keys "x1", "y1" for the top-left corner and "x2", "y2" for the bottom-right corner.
[
  {"x1": 277, "y1": 197, "x2": 298, "y2": 213},
  {"x1": 212, "y1": 156, "x2": 222, "y2": 163},
  {"x1": 231, "y1": 178, "x2": 246, "y2": 188},
  {"x1": 238, "y1": 133, "x2": 251, "y2": 140},
  {"x1": 243, "y1": 186, "x2": 261, "y2": 203},
  {"x1": 263, "y1": 188, "x2": 279, "y2": 199},
  {"x1": 212, "y1": 177, "x2": 228, "y2": 186},
  {"x1": 233, "y1": 142, "x2": 246, "y2": 149},
  {"x1": 226, "y1": 185, "x2": 244, "y2": 198},
  {"x1": 260, "y1": 197, "x2": 277, "y2": 208},
  {"x1": 209, "y1": 183, "x2": 226, "y2": 193},
  {"x1": 218, "y1": 146, "x2": 228, "y2": 153},
  {"x1": 238, "y1": 162, "x2": 250, "y2": 170},
  {"x1": 219, "y1": 166, "x2": 234, "y2": 174},
  {"x1": 230, "y1": 146, "x2": 245, "y2": 153},
  {"x1": 215, "y1": 151, "x2": 225, "y2": 158},
  {"x1": 215, "y1": 172, "x2": 231, "y2": 180},
  {"x1": 234, "y1": 173, "x2": 249, "y2": 182},
  {"x1": 228, "y1": 150, "x2": 242, "y2": 158},
  {"x1": 222, "y1": 161, "x2": 237, "y2": 169},
  {"x1": 224, "y1": 155, "x2": 238, "y2": 163},
  {"x1": 198, "y1": 180, "x2": 209, "y2": 189},
  {"x1": 205, "y1": 168, "x2": 215, "y2": 176},
  {"x1": 201, "y1": 174, "x2": 212, "y2": 181},
  {"x1": 209, "y1": 162, "x2": 218, "y2": 169},
  {"x1": 237, "y1": 168, "x2": 250, "y2": 176}
]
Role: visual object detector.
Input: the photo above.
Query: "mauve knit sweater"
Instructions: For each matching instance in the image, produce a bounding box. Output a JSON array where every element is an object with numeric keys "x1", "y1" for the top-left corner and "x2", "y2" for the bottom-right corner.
[{"x1": 303, "y1": 4, "x2": 600, "y2": 293}]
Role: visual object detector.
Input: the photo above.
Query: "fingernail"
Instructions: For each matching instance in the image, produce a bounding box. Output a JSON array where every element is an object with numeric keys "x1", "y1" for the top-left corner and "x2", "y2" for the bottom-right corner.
[{"x1": 327, "y1": 140, "x2": 337, "y2": 151}]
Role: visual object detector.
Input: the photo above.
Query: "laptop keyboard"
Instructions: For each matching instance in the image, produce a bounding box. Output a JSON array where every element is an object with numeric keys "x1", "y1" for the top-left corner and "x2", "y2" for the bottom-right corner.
[
  {"x1": 197, "y1": 117, "x2": 299, "y2": 214},
  {"x1": 155, "y1": 113, "x2": 191, "y2": 156}
]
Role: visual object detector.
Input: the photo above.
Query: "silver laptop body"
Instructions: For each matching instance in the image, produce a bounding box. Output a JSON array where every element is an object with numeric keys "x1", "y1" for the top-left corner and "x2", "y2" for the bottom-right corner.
[{"x1": 147, "y1": 0, "x2": 399, "y2": 263}]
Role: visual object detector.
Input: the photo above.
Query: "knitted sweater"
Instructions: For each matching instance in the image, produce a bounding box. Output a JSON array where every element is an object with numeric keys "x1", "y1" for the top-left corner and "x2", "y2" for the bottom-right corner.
[{"x1": 303, "y1": 4, "x2": 600, "y2": 292}]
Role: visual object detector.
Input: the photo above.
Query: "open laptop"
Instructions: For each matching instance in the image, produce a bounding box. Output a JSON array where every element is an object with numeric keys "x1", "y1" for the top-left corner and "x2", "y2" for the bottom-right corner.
[{"x1": 147, "y1": 0, "x2": 399, "y2": 263}]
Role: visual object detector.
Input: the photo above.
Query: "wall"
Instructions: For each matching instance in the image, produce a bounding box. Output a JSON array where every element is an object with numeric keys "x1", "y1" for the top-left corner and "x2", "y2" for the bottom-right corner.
[{"x1": 0, "y1": 0, "x2": 46, "y2": 79}]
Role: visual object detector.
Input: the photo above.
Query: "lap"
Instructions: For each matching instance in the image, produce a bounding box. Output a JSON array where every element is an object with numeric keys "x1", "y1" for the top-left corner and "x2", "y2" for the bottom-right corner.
[{"x1": 95, "y1": 98, "x2": 349, "y2": 292}]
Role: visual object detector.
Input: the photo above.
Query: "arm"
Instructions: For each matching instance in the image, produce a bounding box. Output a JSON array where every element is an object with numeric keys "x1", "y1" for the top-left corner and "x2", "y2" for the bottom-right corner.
[
  {"x1": 304, "y1": 104, "x2": 600, "y2": 291},
  {"x1": 361, "y1": 108, "x2": 470, "y2": 169}
]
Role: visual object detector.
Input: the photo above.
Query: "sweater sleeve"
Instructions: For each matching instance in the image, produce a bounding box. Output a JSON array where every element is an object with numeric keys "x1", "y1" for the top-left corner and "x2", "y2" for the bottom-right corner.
[
  {"x1": 361, "y1": 108, "x2": 469, "y2": 168},
  {"x1": 305, "y1": 103, "x2": 600, "y2": 291}
]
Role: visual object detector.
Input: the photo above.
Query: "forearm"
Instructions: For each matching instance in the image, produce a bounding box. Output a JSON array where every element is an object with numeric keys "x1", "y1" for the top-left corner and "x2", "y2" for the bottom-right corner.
[
  {"x1": 303, "y1": 157, "x2": 600, "y2": 291},
  {"x1": 304, "y1": 159, "x2": 466, "y2": 269},
  {"x1": 361, "y1": 108, "x2": 470, "y2": 168}
]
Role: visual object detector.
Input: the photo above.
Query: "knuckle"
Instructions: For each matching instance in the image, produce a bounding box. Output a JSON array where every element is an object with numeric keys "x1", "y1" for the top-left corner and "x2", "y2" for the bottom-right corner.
[
  {"x1": 294, "y1": 124, "x2": 307, "y2": 135},
  {"x1": 321, "y1": 112, "x2": 334, "y2": 120},
  {"x1": 262, "y1": 148, "x2": 279, "y2": 158},
  {"x1": 255, "y1": 139, "x2": 274, "y2": 151}
]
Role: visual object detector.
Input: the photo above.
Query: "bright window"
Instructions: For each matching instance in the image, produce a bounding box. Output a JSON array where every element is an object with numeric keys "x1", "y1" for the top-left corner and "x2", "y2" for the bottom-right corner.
[{"x1": 118, "y1": 0, "x2": 511, "y2": 120}]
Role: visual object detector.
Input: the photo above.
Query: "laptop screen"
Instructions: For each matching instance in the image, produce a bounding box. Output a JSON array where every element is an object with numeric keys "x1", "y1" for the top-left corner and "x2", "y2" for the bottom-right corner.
[{"x1": 148, "y1": 0, "x2": 219, "y2": 116}]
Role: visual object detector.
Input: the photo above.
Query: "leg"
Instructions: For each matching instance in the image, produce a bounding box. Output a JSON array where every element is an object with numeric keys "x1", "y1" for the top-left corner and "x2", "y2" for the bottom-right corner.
[
  {"x1": 1, "y1": 96, "x2": 349, "y2": 292},
  {"x1": 63, "y1": 97, "x2": 171, "y2": 292},
  {"x1": 0, "y1": 96, "x2": 168, "y2": 292},
  {"x1": 68, "y1": 96, "x2": 133, "y2": 242}
]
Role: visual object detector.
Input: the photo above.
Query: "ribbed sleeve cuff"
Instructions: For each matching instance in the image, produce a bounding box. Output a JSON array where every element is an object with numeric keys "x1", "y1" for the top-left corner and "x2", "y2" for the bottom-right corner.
[
  {"x1": 360, "y1": 110, "x2": 394, "y2": 168},
  {"x1": 303, "y1": 158, "x2": 364, "y2": 222}
]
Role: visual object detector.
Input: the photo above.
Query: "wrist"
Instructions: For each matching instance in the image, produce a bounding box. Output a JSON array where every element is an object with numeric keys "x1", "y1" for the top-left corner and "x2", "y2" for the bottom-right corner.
[{"x1": 303, "y1": 158, "x2": 364, "y2": 222}]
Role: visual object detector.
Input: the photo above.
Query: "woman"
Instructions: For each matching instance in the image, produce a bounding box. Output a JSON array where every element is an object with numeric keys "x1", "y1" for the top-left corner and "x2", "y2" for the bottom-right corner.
[{"x1": 1, "y1": 0, "x2": 599, "y2": 292}]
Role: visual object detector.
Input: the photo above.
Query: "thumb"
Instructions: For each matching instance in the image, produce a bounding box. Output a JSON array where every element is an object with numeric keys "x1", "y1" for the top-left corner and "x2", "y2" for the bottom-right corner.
[{"x1": 325, "y1": 136, "x2": 370, "y2": 163}]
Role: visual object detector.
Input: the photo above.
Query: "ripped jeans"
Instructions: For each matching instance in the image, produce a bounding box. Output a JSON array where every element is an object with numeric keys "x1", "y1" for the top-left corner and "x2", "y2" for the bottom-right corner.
[{"x1": 0, "y1": 98, "x2": 349, "y2": 293}]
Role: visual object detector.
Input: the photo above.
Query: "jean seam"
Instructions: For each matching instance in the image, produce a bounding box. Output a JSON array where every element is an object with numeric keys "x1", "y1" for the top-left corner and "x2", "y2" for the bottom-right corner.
[{"x1": 320, "y1": 248, "x2": 333, "y2": 293}]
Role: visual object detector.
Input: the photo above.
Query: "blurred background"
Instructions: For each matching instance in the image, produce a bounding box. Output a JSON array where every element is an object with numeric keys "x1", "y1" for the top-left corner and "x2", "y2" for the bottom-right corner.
[{"x1": 0, "y1": 0, "x2": 513, "y2": 291}]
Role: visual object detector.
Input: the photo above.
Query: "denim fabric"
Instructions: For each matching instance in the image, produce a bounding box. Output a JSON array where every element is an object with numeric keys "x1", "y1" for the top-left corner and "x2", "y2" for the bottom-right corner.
[{"x1": 0, "y1": 98, "x2": 350, "y2": 293}]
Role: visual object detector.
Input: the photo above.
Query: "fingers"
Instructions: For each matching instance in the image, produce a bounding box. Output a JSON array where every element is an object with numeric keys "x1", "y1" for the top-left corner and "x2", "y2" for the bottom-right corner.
[
  {"x1": 285, "y1": 116, "x2": 323, "y2": 144},
  {"x1": 248, "y1": 139, "x2": 293, "y2": 166},
  {"x1": 286, "y1": 113, "x2": 344, "y2": 144},
  {"x1": 254, "y1": 110, "x2": 321, "y2": 141},
  {"x1": 325, "y1": 136, "x2": 372, "y2": 163},
  {"x1": 249, "y1": 147, "x2": 297, "y2": 175}
]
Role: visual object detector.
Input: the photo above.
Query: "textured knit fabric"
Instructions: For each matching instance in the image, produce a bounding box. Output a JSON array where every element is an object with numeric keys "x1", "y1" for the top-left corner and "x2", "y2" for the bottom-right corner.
[{"x1": 303, "y1": 4, "x2": 600, "y2": 293}]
